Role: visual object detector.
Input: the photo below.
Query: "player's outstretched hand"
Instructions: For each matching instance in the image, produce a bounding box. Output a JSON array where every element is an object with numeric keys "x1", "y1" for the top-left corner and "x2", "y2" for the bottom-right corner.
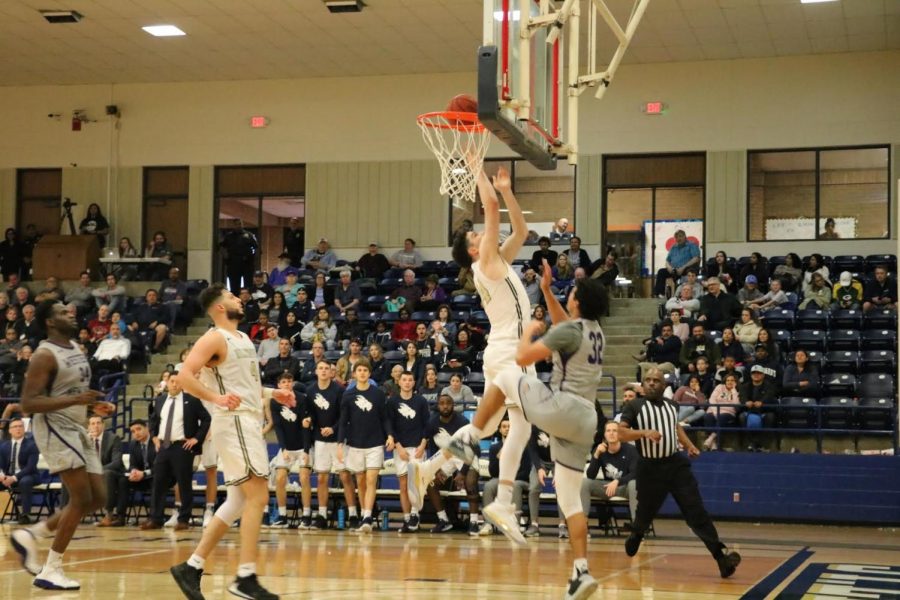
[
  {"x1": 214, "y1": 393, "x2": 242, "y2": 411},
  {"x1": 523, "y1": 319, "x2": 546, "y2": 339},
  {"x1": 89, "y1": 400, "x2": 117, "y2": 417},
  {"x1": 540, "y1": 259, "x2": 553, "y2": 290},
  {"x1": 492, "y1": 167, "x2": 512, "y2": 193},
  {"x1": 77, "y1": 390, "x2": 107, "y2": 405},
  {"x1": 273, "y1": 388, "x2": 296, "y2": 408}
]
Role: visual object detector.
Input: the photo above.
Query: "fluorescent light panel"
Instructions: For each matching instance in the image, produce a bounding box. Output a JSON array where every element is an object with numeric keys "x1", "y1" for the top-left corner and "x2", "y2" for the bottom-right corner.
[
  {"x1": 142, "y1": 24, "x2": 186, "y2": 37},
  {"x1": 493, "y1": 10, "x2": 521, "y2": 21},
  {"x1": 800, "y1": 0, "x2": 839, "y2": 4}
]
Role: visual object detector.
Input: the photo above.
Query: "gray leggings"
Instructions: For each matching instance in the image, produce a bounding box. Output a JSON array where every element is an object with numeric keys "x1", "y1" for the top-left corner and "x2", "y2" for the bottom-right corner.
[
  {"x1": 580, "y1": 478, "x2": 638, "y2": 521},
  {"x1": 482, "y1": 478, "x2": 528, "y2": 512},
  {"x1": 528, "y1": 465, "x2": 563, "y2": 524}
]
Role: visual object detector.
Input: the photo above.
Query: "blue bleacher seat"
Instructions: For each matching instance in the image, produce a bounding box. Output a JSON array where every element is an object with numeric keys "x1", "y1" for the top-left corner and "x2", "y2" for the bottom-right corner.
[
  {"x1": 411, "y1": 311, "x2": 436, "y2": 322},
  {"x1": 820, "y1": 396, "x2": 855, "y2": 428},
  {"x1": 830, "y1": 309, "x2": 863, "y2": 330},
  {"x1": 820, "y1": 372, "x2": 856, "y2": 396},
  {"x1": 383, "y1": 350, "x2": 404, "y2": 362},
  {"x1": 857, "y1": 397, "x2": 894, "y2": 430},
  {"x1": 831, "y1": 255, "x2": 866, "y2": 274},
  {"x1": 791, "y1": 329, "x2": 827, "y2": 351},
  {"x1": 859, "y1": 350, "x2": 895, "y2": 373},
  {"x1": 779, "y1": 396, "x2": 816, "y2": 428},
  {"x1": 761, "y1": 309, "x2": 794, "y2": 331},
  {"x1": 795, "y1": 309, "x2": 829, "y2": 330},
  {"x1": 451, "y1": 294, "x2": 479, "y2": 309},
  {"x1": 377, "y1": 278, "x2": 402, "y2": 294},
  {"x1": 771, "y1": 329, "x2": 792, "y2": 351},
  {"x1": 864, "y1": 254, "x2": 896, "y2": 273},
  {"x1": 827, "y1": 329, "x2": 860, "y2": 351},
  {"x1": 437, "y1": 371, "x2": 454, "y2": 385},
  {"x1": 324, "y1": 350, "x2": 344, "y2": 361},
  {"x1": 824, "y1": 350, "x2": 858, "y2": 373},
  {"x1": 380, "y1": 311, "x2": 400, "y2": 323},
  {"x1": 864, "y1": 308, "x2": 897, "y2": 330},
  {"x1": 451, "y1": 310, "x2": 470, "y2": 322},
  {"x1": 420, "y1": 260, "x2": 446, "y2": 274},
  {"x1": 857, "y1": 372, "x2": 895, "y2": 398},
  {"x1": 861, "y1": 329, "x2": 896, "y2": 350},
  {"x1": 470, "y1": 310, "x2": 489, "y2": 325},
  {"x1": 364, "y1": 294, "x2": 389, "y2": 310}
]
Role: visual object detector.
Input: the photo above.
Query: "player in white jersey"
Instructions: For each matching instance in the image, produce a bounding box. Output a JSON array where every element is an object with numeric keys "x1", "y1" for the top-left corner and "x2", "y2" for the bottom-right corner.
[
  {"x1": 169, "y1": 283, "x2": 295, "y2": 600},
  {"x1": 449, "y1": 263, "x2": 608, "y2": 600},
  {"x1": 10, "y1": 300, "x2": 115, "y2": 590}
]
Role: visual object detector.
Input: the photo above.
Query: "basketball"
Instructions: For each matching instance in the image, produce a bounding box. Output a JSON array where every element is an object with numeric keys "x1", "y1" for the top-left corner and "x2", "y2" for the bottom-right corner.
[{"x1": 446, "y1": 93, "x2": 478, "y2": 114}]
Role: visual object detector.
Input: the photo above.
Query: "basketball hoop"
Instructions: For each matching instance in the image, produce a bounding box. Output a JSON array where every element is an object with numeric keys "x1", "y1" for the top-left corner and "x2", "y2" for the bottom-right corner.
[{"x1": 417, "y1": 111, "x2": 491, "y2": 208}]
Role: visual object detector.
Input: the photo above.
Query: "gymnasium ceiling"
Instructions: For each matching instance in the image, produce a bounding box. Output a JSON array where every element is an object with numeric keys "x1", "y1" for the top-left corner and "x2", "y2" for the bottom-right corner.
[{"x1": 0, "y1": 0, "x2": 897, "y2": 86}]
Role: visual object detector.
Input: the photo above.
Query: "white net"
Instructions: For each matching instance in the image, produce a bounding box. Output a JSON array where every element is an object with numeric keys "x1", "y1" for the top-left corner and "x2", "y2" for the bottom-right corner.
[{"x1": 417, "y1": 112, "x2": 492, "y2": 208}]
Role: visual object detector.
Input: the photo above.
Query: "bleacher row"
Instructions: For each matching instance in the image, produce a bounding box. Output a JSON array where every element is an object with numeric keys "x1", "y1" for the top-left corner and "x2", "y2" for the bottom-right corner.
[{"x1": 708, "y1": 253, "x2": 896, "y2": 279}]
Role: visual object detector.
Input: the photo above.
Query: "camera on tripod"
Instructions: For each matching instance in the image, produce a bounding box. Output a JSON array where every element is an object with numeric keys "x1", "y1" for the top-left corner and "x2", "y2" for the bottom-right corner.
[{"x1": 61, "y1": 197, "x2": 78, "y2": 235}]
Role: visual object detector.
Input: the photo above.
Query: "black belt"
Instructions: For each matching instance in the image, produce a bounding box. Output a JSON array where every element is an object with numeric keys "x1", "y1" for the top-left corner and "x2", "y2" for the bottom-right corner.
[{"x1": 160, "y1": 439, "x2": 185, "y2": 450}]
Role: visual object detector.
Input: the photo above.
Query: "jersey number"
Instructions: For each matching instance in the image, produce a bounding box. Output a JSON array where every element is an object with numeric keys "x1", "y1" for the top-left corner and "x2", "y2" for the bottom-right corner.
[{"x1": 587, "y1": 332, "x2": 603, "y2": 365}]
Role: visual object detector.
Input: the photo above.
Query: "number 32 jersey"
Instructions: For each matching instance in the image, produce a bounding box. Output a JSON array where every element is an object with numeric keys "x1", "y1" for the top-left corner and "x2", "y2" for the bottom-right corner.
[{"x1": 540, "y1": 318, "x2": 605, "y2": 402}]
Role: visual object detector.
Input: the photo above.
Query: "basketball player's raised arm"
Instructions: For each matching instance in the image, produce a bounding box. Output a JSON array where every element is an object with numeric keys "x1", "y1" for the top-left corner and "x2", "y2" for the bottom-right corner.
[
  {"x1": 539, "y1": 258, "x2": 570, "y2": 325},
  {"x1": 475, "y1": 170, "x2": 504, "y2": 280},
  {"x1": 20, "y1": 350, "x2": 106, "y2": 414},
  {"x1": 493, "y1": 167, "x2": 528, "y2": 264},
  {"x1": 175, "y1": 331, "x2": 241, "y2": 410},
  {"x1": 515, "y1": 320, "x2": 552, "y2": 367}
]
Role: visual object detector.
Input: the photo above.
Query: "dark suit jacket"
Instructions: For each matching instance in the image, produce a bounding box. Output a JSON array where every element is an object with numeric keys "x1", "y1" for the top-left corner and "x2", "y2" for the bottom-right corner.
[
  {"x1": 96, "y1": 431, "x2": 124, "y2": 472},
  {"x1": 149, "y1": 392, "x2": 211, "y2": 456},
  {"x1": 128, "y1": 438, "x2": 158, "y2": 478},
  {"x1": 0, "y1": 437, "x2": 39, "y2": 480}
]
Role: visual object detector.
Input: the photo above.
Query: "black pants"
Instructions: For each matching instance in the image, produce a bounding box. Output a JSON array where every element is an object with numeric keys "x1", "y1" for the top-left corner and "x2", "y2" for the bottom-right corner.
[
  {"x1": 105, "y1": 469, "x2": 151, "y2": 517},
  {"x1": 654, "y1": 268, "x2": 675, "y2": 297},
  {"x1": 149, "y1": 444, "x2": 195, "y2": 524},
  {"x1": 0, "y1": 475, "x2": 35, "y2": 514},
  {"x1": 226, "y1": 261, "x2": 254, "y2": 293},
  {"x1": 632, "y1": 453, "x2": 725, "y2": 559}
]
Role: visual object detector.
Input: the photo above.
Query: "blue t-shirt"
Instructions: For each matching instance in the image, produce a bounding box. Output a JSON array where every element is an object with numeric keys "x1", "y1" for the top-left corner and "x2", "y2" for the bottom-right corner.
[{"x1": 666, "y1": 241, "x2": 700, "y2": 269}]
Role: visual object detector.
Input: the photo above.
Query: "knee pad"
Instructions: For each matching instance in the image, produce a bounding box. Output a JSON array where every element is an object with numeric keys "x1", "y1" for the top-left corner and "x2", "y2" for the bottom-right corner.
[
  {"x1": 214, "y1": 486, "x2": 246, "y2": 525},
  {"x1": 554, "y1": 465, "x2": 585, "y2": 519}
]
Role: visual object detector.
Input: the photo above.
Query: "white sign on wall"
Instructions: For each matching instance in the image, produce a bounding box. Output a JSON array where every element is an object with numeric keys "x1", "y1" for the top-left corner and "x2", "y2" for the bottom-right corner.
[
  {"x1": 765, "y1": 217, "x2": 857, "y2": 240},
  {"x1": 641, "y1": 219, "x2": 703, "y2": 275}
]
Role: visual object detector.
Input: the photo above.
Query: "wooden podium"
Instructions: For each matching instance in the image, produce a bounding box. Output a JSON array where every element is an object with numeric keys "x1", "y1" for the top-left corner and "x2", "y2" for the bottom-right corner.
[{"x1": 32, "y1": 235, "x2": 101, "y2": 280}]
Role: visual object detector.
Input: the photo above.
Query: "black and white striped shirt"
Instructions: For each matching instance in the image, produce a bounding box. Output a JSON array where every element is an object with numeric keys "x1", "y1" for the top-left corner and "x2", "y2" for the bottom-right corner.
[{"x1": 619, "y1": 397, "x2": 680, "y2": 459}]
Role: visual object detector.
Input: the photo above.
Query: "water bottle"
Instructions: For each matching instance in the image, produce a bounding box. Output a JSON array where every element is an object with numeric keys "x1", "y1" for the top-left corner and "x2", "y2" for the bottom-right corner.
[
  {"x1": 337, "y1": 507, "x2": 345, "y2": 530},
  {"x1": 380, "y1": 510, "x2": 390, "y2": 531}
]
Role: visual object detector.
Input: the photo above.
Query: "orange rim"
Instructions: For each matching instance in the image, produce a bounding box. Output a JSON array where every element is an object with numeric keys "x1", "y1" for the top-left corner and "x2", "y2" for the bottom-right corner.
[{"x1": 417, "y1": 111, "x2": 486, "y2": 133}]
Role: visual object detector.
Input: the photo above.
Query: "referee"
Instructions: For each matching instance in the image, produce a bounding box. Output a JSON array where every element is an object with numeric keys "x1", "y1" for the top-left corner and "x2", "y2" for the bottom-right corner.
[{"x1": 618, "y1": 368, "x2": 741, "y2": 579}]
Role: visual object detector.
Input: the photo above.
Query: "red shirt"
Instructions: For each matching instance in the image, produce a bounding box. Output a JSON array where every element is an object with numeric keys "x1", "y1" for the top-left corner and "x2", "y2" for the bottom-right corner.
[{"x1": 391, "y1": 320, "x2": 417, "y2": 343}]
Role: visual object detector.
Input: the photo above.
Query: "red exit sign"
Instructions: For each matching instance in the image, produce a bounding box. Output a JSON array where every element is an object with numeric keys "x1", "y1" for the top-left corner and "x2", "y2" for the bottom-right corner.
[
  {"x1": 643, "y1": 101, "x2": 665, "y2": 115},
  {"x1": 250, "y1": 116, "x2": 270, "y2": 128}
]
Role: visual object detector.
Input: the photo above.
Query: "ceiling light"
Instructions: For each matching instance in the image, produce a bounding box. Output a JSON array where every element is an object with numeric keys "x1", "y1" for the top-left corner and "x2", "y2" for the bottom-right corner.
[
  {"x1": 142, "y1": 25, "x2": 186, "y2": 37},
  {"x1": 40, "y1": 10, "x2": 82, "y2": 24},
  {"x1": 800, "y1": 0, "x2": 839, "y2": 4}
]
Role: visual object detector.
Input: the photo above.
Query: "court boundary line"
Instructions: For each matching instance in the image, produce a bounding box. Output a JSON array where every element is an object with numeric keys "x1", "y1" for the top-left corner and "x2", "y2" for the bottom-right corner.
[{"x1": 0, "y1": 548, "x2": 169, "y2": 576}]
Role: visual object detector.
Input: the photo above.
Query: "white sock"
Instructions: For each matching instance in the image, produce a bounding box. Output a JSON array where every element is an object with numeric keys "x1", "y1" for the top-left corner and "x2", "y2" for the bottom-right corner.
[
  {"x1": 572, "y1": 558, "x2": 589, "y2": 579},
  {"x1": 348, "y1": 506, "x2": 358, "y2": 517},
  {"x1": 470, "y1": 513, "x2": 481, "y2": 523},
  {"x1": 410, "y1": 508, "x2": 418, "y2": 517},
  {"x1": 263, "y1": 506, "x2": 269, "y2": 514},
  {"x1": 237, "y1": 562, "x2": 255, "y2": 578},
  {"x1": 497, "y1": 481, "x2": 514, "y2": 506},
  {"x1": 187, "y1": 554, "x2": 205, "y2": 570},
  {"x1": 403, "y1": 513, "x2": 410, "y2": 521},
  {"x1": 362, "y1": 509, "x2": 372, "y2": 519},
  {"x1": 437, "y1": 510, "x2": 449, "y2": 522},
  {"x1": 175, "y1": 502, "x2": 181, "y2": 508},
  {"x1": 30, "y1": 521, "x2": 51, "y2": 538},
  {"x1": 278, "y1": 506, "x2": 287, "y2": 517},
  {"x1": 318, "y1": 507, "x2": 327, "y2": 518},
  {"x1": 46, "y1": 549, "x2": 63, "y2": 569},
  {"x1": 302, "y1": 508, "x2": 311, "y2": 517},
  {"x1": 205, "y1": 503, "x2": 215, "y2": 510}
]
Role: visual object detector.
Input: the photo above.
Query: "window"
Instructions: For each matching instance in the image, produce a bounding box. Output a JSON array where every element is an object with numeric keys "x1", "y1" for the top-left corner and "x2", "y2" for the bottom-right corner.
[
  {"x1": 449, "y1": 158, "x2": 575, "y2": 245},
  {"x1": 748, "y1": 146, "x2": 890, "y2": 241}
]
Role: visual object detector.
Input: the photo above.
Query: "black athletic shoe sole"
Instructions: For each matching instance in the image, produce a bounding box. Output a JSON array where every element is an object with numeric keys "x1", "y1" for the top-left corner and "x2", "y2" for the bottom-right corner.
[
  {"x1": 170, "y1": 562, "x2": 205, "y2": 600},
  {"x1": 625, "y1": 534, "x2": 643, "y2": 557},
  {"x1": 718, "y1": 551, "x2": 742, "y2": 578}
]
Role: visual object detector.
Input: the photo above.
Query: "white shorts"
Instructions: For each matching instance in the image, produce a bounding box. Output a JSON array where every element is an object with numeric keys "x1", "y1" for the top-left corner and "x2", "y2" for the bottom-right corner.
[
  {"x1": 345, "y1": 446, "x2": 384, "y2": 474},
  {"x1": 200, "y1": 438, "x2": 218, "y2": 470},
  {"x1": 391, "y1": 452, "x2": 420, "y2": 477},
  {"x1": 313, "y1": 441, "x2": 344, "y2": 473},
  {"x1": 273, "y1": 448, "x2": 312, "y2": 470},
  {"x1": 482, "y1": 343, "x2": 536, "y2": 391},
  {"x1": 211, "y1": 413, "x2": 270, "y2": 486}
]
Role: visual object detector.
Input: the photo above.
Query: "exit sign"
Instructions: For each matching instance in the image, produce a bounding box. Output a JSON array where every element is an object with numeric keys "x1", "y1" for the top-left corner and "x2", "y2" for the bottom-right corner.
[
  {"x1": 250, "y1": 116, "x2": 270, "y2": 128},
  {"x1": 643, "y1": 102, "x2": 665, "y2": 115}
]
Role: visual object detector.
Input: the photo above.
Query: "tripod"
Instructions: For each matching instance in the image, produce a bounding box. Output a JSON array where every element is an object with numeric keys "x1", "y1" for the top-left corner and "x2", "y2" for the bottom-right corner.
[{"x1": 60, "y1": 198, "x2": 77, "y2": 235}]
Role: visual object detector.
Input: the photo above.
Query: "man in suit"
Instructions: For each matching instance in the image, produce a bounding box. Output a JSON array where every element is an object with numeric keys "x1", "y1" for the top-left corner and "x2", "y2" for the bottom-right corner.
[
  {"x1": 99, "y1": 419, "x2": 155, "y2": 527},
  {"x1": 62, "y1": 415, "x2": 123, "y2": 512},
  {"x1": 141, "y1": 374, "x2": 210, "y2": 530},
  {"x1": 0, "y1": 418, "x2": 39, "y2": 524}
]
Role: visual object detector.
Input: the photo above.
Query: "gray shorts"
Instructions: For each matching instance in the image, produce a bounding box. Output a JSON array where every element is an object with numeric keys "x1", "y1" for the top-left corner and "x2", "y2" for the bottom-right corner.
[
  {"x1": 32, "y1": 415, "x2": 102, "y2": 475},
  {"x1": 501, "y1": 373, "x2": 596, "y2": 472}
]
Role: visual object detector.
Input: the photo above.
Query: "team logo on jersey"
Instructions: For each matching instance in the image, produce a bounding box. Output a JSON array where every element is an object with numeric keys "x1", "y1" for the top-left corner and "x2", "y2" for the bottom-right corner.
[
  {"x1": 354, "y1": 395, "x2": 373, "y2": 412},
  {"x1": 603, "y1": 464, "x2": 623, "y2": 481},
  {"x1": 537, "y1": 431, "x2": 550, "y2": 448},
  {"x1": 280, "y1": 406, "x2": 297, "y2": 422},
  {"x1": 314, "y1": 393, "x2": 330, "y2": 410},
  {"x1": 397, "y1": 403, "x2": 417, "y2": 419}
]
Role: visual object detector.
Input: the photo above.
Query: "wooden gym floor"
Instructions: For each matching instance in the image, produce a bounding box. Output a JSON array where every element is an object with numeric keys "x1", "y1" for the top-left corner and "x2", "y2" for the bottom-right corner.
[{"x1": 1, "y1": 519, "x2": 899, "y2": 599}]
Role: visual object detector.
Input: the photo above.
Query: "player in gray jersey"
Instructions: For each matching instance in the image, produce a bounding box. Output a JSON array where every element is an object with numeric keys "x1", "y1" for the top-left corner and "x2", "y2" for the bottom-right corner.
[
  {"x1": 10, "y1": 300, "x2": 115, "y2": 590},
  {"x1": 443, "y1": 261, "x2": 608, "y2": 600}
]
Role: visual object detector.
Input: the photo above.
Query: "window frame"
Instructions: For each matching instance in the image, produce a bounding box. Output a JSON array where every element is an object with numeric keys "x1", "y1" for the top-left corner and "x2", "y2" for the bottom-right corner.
[{"x1": 745, "y1": 144, "x2": 891, "y2": 242}]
